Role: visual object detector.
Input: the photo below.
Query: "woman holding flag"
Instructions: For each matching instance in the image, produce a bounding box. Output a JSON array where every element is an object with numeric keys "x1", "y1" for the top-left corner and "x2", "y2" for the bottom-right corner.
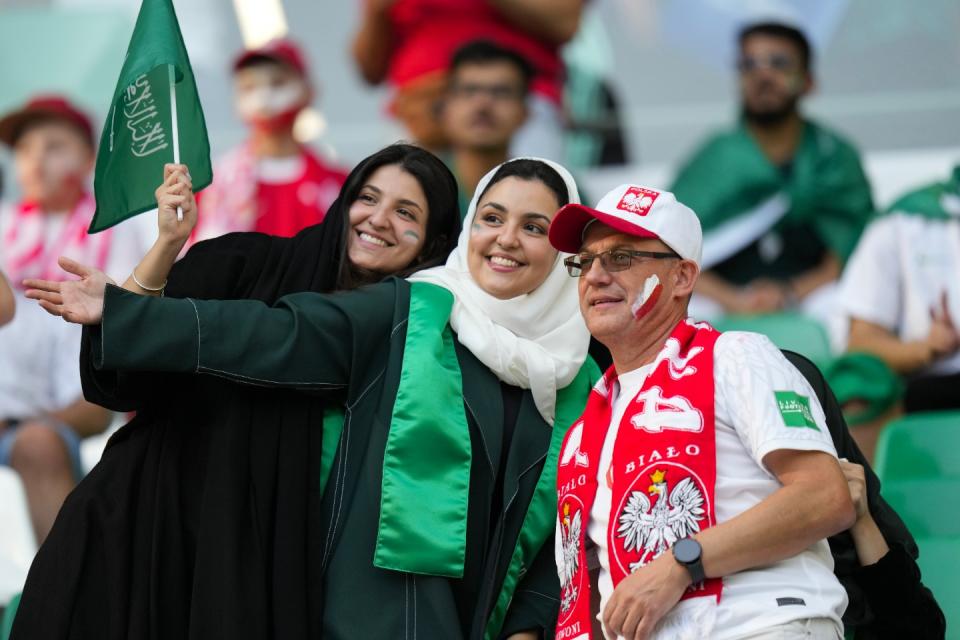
[
  {"x1": 10, "y1": 144, "x2": 461, "y2": 640},
  {"x1": 22, "y1": 157, "x2": 599, "y2": 639}
]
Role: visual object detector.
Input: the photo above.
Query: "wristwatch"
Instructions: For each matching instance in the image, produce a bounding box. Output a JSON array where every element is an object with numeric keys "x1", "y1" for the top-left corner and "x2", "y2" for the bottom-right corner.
[{"x1": 672, "y1": 538, "x2": 706, "y2": 585}]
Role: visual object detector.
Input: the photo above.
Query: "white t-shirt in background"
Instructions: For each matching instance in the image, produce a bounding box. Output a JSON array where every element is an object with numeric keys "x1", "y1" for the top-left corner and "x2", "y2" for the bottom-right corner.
[
  {"x1": 589, "y1": 331, "x2": 845, "y2": 640},
  {"x1": 840, "y1": 212, "x2": 960, "y2": 377}
]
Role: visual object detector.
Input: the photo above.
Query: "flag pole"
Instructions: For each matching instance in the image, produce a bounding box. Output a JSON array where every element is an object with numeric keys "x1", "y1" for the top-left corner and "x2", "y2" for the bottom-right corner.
[{"x1": 168, "y1": 63, "x2": 183, "y2": 222}]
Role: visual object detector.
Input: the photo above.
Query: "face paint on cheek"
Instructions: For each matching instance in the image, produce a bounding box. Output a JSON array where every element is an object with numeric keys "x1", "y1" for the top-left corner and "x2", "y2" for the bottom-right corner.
[
  {"x1": 631, "y1": 274, "x2": 662, "y2": 320},
  {"x1": 471, "y1": 223, "x2": 481, "y2": 234},
  {"x1": 402, "y1": 230, "x2": 421, "y2": 243}
]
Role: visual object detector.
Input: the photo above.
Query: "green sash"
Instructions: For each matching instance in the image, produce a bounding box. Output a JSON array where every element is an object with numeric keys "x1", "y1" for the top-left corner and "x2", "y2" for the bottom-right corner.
[
  {"x1": 319, "y1": 406, "x2": 345, "y2": 496},
  {"x1": 483, "y1": 360, "x2": 600, "y2": 640},
  {"x1": 887, "y1": 165, "x2": 960, "y2": 220},
  {"x1": 373, "y1": 282, "x2": 472, "y2": 577},
  {"x1": 671, "y1": 119, "x2": 874, "y2": 262}
]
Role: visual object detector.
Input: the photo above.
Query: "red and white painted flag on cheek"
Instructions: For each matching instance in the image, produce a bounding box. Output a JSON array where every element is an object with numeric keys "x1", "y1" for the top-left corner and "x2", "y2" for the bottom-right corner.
[{"x1": 631, "y1": 274, "x2": 663, "y2": 319}]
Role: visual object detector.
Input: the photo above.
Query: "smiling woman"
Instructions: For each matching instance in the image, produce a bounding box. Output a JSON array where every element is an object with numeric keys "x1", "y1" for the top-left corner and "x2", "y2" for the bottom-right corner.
[
  {"x1": 347, "y1": 163, "x2": 430, "y2": 274},
  {"x1": 21, "y1": 158, "x2": 599, "y2": 639},
  {"x1": 467, "y1": 160, "x2": 569, "y2": 300},
  {"x1": 10, "y1": 144, "x2": 461, "y2": 640}
]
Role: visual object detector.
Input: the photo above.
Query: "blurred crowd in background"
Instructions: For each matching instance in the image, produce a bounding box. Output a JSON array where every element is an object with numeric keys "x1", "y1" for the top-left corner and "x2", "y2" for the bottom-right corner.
[{"x1": 0, "y1": 0, "x2": 959, "y2": 633}]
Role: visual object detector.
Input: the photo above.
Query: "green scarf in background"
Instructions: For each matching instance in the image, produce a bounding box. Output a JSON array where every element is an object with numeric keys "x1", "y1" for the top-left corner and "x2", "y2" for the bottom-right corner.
[
  {"x1": 887, "y1": 164, "x2": 960, "y2": 220},
  {"x1": 671, "y1": 119, "x2": 874, "y2": 268}
]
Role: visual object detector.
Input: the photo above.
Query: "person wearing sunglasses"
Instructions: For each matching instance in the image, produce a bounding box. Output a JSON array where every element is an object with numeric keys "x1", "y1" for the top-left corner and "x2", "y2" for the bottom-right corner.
[
  {"x1": 670, "y1": 22, "x2": 873, "y2": 334},
  {"x1": 548, "y1": 183, "x2": 857, "y2": 639}
]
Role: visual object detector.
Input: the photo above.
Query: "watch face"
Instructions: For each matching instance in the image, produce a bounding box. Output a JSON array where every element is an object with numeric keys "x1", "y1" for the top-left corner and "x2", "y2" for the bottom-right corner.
[{"x1": 673, "y1": 538, "x2": 700, "y2": 564}]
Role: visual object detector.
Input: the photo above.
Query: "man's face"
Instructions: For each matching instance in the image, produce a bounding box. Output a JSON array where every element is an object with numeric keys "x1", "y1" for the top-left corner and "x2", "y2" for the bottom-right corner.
[
  {"x1": 576, "y1": 225, "x2": 692, "y2": 342},
  {"x1": 14, "y1": 120, "x2": 93, "y2": 206},
  {"x1": 738, "y1": 34, "x2": 811, "y2": 124},
  {"x1": 442, "y1": 62, "x2": 528, "y2": 152}
]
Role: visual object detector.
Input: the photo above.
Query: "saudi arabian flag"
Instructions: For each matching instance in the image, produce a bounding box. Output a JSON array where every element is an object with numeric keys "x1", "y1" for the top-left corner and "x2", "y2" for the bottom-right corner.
[{"x1": 89, "y1": 0, "x2": 211, "y2": 233}]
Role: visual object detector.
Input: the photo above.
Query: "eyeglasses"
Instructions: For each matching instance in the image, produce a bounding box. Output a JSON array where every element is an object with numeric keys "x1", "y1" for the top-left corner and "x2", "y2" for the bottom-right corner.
[
  {"x1": 564, "y1": 249, "x2": 679, "y2": 277},
  {"x1": 736, "y1": 53, "x2": 798, "y2": 74},
  {"x1": 448, "y1": 82, "x2": 525, "y2": 102}
]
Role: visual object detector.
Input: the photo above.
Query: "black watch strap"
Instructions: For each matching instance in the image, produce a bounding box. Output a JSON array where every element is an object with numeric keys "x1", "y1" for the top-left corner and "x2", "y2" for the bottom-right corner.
[{"x1": 673, "y1": 538, "x2": 706, "y2": 584}]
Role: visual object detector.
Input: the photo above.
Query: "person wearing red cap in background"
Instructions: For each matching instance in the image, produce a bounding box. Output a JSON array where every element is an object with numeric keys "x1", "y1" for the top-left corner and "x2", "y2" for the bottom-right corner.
[
  {"x1": 0, "y1": 96, "x2": 144, "y2": 545},
  {"x1": 191, "y1": 38, "x2": 349, "y2": 244},
  {"x1": 351, "y1": 0, "x2": 584, "y2": 159},
  {"x1": 548, "y1": 184, "x2": 858, "y2": 639}
]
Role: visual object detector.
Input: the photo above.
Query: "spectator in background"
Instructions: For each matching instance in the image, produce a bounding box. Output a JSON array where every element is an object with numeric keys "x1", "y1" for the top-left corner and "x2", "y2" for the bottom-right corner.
[
  {"x1": 193, "y1": 38, "x2": 348, "y2": 243},
  {"x1": 841, "y1": 164, "x2": 960, "y2": 413},
  {"x1": 351, "y1": 0, "x2": 583, "y2": 159},
  {"x1": 441, "y1": 40, "x2": 532, "y2": 216},
  {"x1": 671, "y1": 22, "x2": 873, "y2": 328},
  {"x1": 0, "y1": 271, "x2": 12, "y2": 327},
  {"x1": 0, "y1": 96, "x2": 122, "y2": 543},
  {"x1": 0, "y1": 169, "x2": 11, "y2": 327}
]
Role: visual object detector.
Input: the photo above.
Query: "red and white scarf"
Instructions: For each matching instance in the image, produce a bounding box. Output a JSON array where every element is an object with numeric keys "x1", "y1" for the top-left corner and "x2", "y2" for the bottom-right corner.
[
  {"x1": 2, "y1": 194, "x2": 112, "y2": 289},
  {"x1": 555, "y1": 318, "x2": 722, "y2": 639}
]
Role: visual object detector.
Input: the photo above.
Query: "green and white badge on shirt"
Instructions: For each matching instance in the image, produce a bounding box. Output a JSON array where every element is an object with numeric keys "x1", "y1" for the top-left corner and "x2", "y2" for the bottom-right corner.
[{"x1": 774, "y1": 391, "x2": 819, "y2": 430}]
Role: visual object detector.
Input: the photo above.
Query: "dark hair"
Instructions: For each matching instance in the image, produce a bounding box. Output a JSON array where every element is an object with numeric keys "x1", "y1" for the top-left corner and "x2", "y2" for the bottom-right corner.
[
  {"x1": 449, "y1": 40, "x2": 535, "y2": 94},
  {"x1": 738, "y1": 22, "x2": 813, "y2": 72},
  {"x1": 477, "y1": 158, "x2": 571, "y2": 209},
  {"x1": 335, "y1": 143, "x2": 461, "y2": 288}
]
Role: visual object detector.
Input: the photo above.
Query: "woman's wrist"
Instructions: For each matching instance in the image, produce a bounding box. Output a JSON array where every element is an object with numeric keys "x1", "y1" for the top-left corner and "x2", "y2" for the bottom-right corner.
[
  {"x1": 156, "y1": 234, "x2": 188, "y2": 258},
  {"x1": 850, "y1": 512, "x2": 889, "y2": 567}
]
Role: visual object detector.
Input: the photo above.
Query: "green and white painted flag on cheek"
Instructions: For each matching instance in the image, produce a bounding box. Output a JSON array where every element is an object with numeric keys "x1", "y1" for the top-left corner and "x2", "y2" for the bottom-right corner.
[
  {"x1": 774, "y1": 391, "x2": 820, "y2": 430},
  {"x1": 89, "y1": 0, "x2": 211, "y2": 233}
]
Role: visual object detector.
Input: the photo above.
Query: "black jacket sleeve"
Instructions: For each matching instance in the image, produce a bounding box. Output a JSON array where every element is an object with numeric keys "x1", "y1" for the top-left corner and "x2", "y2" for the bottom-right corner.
[
  {"x1": 852, "y1": 544, "x2": 946, "y2": 640},
  {"x1": 80, "y1": 233, "x2": 274, "y2": 410},
  {"x1": 499, "y1": 534, "x2": 561, "y2": 639}
]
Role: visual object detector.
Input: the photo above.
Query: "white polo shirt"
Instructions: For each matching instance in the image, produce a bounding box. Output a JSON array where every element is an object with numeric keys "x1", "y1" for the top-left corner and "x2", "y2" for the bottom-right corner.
[{"x1": 588, "y1": 331, "x2": 845, "y2": 640}]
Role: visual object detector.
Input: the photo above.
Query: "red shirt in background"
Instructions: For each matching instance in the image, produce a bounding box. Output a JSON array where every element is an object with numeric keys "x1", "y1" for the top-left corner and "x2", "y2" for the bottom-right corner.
[
  {"x1": 194, "y1": 146, "x2": 348, "y2": 244},
  {"x1": 386, "y1": 0, "x2": 565, "y2": 104},
  {"x1": 253, "y1": 151, "x2": 347, "y2": 236}
]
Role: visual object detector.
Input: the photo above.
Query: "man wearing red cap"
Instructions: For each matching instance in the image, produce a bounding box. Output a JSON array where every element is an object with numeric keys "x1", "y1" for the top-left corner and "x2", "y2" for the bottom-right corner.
[
  {"x1": 192, "y1": 38, "x2": 348, "y2": 242},
  {"x1": 0, "y1": 95, "x2": 137, "y2": 544},
  {"x1": 547, "y1": 185, "x2": 855, "y2": 639}
]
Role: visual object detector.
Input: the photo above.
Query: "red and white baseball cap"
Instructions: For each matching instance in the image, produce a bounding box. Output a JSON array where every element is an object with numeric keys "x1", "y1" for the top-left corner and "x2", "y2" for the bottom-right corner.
[
  {"x1": 0, "y1": 95, "x2": 95, "y2": 148},
  {"x1": 233, "y1": 38, "x2": 308, "y2": 76},
  {"x1": 549, "y1": 184, "x2": 703, "y2": 265}
]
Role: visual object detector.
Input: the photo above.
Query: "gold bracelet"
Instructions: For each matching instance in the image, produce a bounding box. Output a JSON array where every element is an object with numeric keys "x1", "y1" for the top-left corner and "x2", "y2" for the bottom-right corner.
[{"x1": 131, "y1": 267, "x2": 167, "y2": 293}]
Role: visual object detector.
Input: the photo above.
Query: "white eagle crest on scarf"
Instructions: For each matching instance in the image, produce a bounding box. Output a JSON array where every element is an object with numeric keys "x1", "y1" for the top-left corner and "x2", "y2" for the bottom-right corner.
[
  {"x1": 617, "y1": 468, "x2": 705, "y2": 570},
  {"x1": 557, "y1": 502, "x2": 582, "y2": 613}
]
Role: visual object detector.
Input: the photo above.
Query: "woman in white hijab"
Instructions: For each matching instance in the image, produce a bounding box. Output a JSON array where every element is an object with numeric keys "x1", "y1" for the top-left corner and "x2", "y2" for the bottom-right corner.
[{"x1": 26, "y1": 158, "x2": 600, "y2": 639}]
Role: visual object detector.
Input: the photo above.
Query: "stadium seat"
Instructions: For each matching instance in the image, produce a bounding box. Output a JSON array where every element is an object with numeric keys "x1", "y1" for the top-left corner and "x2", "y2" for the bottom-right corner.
[
  {"x1": 712, "y1": 312, "x2": 832, "y2": 367},
  {"x1": 0, "y1": 592, "x2": 19, "y2": 640},
  {"x1": 874, "y1": 411, "x2": 960, "y2": 482},
  {"x1": 881, "y1": 478, "x2": 960, "y2": 538},
  {"x1": 915, "y1": 537, "x2": 960, "y2": 640}
]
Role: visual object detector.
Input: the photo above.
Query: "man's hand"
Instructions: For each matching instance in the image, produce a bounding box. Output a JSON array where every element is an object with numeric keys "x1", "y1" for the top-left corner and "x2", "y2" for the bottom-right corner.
[
  {"x1": 602, "y1": 550, "x2": 691, "y2": 640},
  {"x1": 926, "y1": 292, "x2": 960, "y2": 360}
]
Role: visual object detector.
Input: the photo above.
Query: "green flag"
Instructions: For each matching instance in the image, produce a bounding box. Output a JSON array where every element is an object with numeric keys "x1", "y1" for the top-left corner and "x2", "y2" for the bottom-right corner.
[{"x1": 89, "y1": 0, "x2": 211, "y2": 233}]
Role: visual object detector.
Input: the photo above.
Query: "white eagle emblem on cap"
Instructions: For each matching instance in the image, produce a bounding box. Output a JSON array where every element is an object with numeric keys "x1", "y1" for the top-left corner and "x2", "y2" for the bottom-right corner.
[{"x1": 616, "y1": 186, "x2": 659, "y2": 215}]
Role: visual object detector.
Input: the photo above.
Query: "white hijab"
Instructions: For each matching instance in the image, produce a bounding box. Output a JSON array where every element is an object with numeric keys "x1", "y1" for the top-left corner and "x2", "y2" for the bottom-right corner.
[{"x1": 409, "y1": 158, "x2": 590, "y2": 424}]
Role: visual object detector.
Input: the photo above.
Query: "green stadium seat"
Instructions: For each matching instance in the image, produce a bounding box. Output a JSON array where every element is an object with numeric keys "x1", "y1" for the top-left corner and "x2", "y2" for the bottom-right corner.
[
  {"x1": 915, "y1": 537, "x2": 960, "y2": 640},
  {"x1": 881, "y1": 479, "x2": 960, "y2": 537},
  {"x1": 712, "y1": 312, "x2": 832, "y2": 367},
  {"x1": 874, "y1": 411, "x2": 960, "y2": 482}
]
